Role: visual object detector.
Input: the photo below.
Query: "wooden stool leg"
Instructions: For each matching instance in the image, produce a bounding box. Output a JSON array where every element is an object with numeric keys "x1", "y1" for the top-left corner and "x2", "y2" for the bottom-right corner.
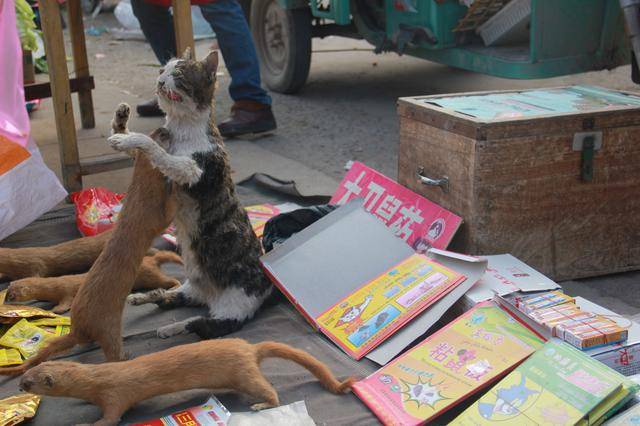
[
  {"x1": 172, "y1": 0, "x2": 195, "y2": 59},
  {"x1": 68, "y1": 0, "x2": 95, "y2": 129},
  {"x1": 39, "y1": 0, "x2": 82, "y2": 192}
]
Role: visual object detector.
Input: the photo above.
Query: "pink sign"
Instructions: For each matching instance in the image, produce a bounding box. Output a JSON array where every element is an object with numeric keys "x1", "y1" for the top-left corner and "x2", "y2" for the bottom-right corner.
[{"x1": 330, "y1": 162, "x2": 462, "y2": 250}]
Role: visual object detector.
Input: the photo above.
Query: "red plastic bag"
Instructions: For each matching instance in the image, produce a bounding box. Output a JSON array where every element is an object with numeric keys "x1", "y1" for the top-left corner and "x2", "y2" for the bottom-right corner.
[{"x1": 70, "y1": 188, "x2": 125, "y2": 236}]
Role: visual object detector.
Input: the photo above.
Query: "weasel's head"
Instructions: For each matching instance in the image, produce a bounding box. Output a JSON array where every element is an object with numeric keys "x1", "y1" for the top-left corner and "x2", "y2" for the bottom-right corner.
[
  {"x1": 6, "y1": 279, "x2": 34, "y2": 302},
  {"x1": 19, "y1": 362, "x2": 77, "y2": 396},
  {"x1": 156, "y1": 48, "x2": 219, "y2": 118}
]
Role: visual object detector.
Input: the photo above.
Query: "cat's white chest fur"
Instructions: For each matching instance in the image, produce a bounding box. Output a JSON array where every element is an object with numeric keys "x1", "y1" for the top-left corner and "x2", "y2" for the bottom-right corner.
[{"x1": 165, "y1": 120, "x2": 212, "y2": 156}]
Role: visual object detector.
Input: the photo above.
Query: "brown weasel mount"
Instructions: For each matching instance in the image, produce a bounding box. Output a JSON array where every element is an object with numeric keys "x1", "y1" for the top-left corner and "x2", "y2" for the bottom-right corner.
[
  {"x1": 19, "y1": 338, "x2": 356, "y2": 426},
  {"x1": 0, "y1": 104, "x2": 176, "y2": 376},
  {"x1": 0, "y1": 230, "x2": 113, "y2": 281},
  {"x1": 6, "y1": 251, "x2": 182, "y2": 313}
]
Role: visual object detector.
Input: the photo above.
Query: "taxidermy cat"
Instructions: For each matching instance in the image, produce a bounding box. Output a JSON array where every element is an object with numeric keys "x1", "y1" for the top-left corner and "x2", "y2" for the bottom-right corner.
[{"x1": 108, "y1": 49, "x2": 272, "y2": 340}]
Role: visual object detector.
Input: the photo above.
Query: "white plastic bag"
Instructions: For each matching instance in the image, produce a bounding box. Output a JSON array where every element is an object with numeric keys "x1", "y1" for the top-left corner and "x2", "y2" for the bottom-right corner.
[{"x1": 228, "y1": 401, "x2": 316, "y2": 426}]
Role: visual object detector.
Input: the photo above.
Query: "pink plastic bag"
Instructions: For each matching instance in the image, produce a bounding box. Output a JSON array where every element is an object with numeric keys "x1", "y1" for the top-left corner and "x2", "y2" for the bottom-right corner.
[
  {"x1": 0, "y1": 0, "x2": 30, "y2": 148},
  {"x1": 0, "y1": 1, "x2": 66, "y2": 240}
]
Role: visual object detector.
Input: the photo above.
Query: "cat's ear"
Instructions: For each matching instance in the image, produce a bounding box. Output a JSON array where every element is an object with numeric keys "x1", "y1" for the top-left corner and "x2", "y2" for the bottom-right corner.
[
  {"x1": 181, "y1": 47, "x2": 193, "y2": 60},
  {"x1": 202, "y1": 50, "x2": 219, "y2": 76}
]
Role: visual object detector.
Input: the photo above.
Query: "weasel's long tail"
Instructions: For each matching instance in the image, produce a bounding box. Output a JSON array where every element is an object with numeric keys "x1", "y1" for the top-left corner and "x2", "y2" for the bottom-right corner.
[
  {"x1": 0, "y1": 335, "x2": 77, "y2": 376},
  {"x1": 255, "y1": 341, "x2": 355, "y2": 394},
  {"x1": 152, "y1": 250, "x2": 183, "y2": 266},
  {"x1": 111, "y1": 103, "x2": 130, "y2": 135}
]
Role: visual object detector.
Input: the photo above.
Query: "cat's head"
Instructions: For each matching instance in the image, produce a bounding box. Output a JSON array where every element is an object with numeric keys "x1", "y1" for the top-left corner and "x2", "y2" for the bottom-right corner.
[{"x1": 156, "y1": 48, "x2": 219, "y2": 117}]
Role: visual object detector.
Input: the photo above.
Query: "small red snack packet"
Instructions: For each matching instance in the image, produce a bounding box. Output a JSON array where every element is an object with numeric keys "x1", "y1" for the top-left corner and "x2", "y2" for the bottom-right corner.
[{"x1": 70, "y1": 187, "x2": 125, "y2": 236}]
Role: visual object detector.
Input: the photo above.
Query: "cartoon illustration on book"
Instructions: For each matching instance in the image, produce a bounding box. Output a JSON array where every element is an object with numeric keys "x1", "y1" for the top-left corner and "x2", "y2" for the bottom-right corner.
[
  {"x1": 336, "y1": 295, "x2": 373, "y2": 330},
  {"x1": 427, "y1": 219, "x2": 445, "y2": 242},
  {"x1": 537, "y1": 404, "x2": 572, "y2": 424},
  {"x1": 348, "y1": 306, "x2": 400, "y2": 348},
  {"x1": 401, "y1": 377, "x2": 449, "y2": 410},
  {"x1": 477, "y1": 374, "x2": 540, "y2": 420}
]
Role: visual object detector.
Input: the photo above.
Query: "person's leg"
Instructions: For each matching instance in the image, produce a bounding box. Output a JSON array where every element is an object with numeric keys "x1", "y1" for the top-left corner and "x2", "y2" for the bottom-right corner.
[
  {"x1": 130, "y1": 0, "x2": 176, "y2": 116},
  {"x1": 199, "y1": 0, "x2": 270, "y2": 105},
  {"x1": 199, "y1": 0, "x2": 276, "y2": 136}
]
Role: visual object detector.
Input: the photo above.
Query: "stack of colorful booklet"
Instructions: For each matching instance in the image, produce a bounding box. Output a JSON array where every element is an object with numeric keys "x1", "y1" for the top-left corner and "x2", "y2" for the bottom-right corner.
[
  {"x1": 451, "y1": 339, "x2": 639, "y2": 425},
  {"x1": 352, "y1": 301, "x2": 544, "y2": 424},
  {"x1": 498, "y1": 291, "x2": 629, "y2": 350}
]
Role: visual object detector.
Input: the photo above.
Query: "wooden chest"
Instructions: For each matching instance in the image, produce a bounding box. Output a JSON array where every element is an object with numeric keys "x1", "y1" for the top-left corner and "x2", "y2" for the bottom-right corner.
[{"x1": 397, "y1": 86, "x2": 640, "y2": 281}]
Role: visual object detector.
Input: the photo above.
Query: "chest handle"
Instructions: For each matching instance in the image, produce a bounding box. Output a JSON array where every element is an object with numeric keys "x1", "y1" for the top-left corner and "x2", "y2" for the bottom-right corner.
[{"x1": 416, "y1": 167, "x2": 449, "y2": 193}]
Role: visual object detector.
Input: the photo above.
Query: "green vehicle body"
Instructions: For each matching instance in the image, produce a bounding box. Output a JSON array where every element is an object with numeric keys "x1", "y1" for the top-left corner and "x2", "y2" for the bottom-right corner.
[{"x1": 274, "y1": 0, "x2": 629, "y2": 79}]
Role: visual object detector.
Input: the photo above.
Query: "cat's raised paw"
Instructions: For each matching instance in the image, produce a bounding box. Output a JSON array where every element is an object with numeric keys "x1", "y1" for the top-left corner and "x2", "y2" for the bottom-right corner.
[{"x1": 107, "y1": 133, "x2": 151, "y2": 153}]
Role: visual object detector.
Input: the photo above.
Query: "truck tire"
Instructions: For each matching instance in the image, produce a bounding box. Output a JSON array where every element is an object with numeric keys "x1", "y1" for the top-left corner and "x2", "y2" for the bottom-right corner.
[{"x1": 250, "y1": 0, "x2": 312, "y2": 94}]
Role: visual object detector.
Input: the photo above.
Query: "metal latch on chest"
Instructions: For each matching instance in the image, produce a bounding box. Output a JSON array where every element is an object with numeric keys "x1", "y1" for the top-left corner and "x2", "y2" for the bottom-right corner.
[{"x1": 573, "y1": 131, "x2": 603, "y2": 182}]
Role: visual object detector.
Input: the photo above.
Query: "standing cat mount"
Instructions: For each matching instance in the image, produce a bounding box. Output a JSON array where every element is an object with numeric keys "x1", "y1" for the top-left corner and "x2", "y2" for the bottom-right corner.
[{"x1": 573, "y1": 131, "x2": 603, "y2": 182}]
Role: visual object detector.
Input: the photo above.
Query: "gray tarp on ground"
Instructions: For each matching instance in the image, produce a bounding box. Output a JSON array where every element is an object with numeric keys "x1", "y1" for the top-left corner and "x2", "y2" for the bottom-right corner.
[{"x1": 0, "y1": 183, "x2": 382, "y2": 426}]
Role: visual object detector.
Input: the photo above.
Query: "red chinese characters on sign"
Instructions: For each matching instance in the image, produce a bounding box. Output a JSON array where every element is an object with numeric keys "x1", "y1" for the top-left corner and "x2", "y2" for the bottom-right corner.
[{"x1": 330, "y1": 162, "x2": 462, "y2": 250}]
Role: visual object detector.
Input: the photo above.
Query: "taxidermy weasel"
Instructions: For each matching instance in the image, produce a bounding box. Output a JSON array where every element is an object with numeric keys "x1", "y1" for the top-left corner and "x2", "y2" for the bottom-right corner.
[
  {"x1": 19, "y1": 338, "x2": 355, "y2": 426},
  {"x1": 0, "y1": 230, "x2": 113, "y2": 281},
  {"x1": 0, "y1": 104, "x2": 176, "y2": 375},
  {"x1": 6, "y1": 251, "x2": 182, "y2": 313},
  {"x1": 108, "y1": 49, "x2": 272, "y2": 340}
]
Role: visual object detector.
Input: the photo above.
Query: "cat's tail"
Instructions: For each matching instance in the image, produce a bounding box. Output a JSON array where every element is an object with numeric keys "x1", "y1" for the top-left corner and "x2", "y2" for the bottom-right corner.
[
  {"x1": 0, "y1": 335, "x2": 77, "y2": 376},
  {"x1": 152, "y1": 250, "x2": 183, "y2": 266},
  {"x1": 255, "y1": 341, "x2": 355, "y2": 394},
  {"x1": 111, "y1": 103, "x2": 131, "y2": 135}
]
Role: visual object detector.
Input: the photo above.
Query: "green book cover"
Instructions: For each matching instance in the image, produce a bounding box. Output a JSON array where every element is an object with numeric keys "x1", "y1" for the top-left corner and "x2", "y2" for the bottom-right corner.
[{"x1": 451, "y1": 339, "x2": 629, "y2": 425}]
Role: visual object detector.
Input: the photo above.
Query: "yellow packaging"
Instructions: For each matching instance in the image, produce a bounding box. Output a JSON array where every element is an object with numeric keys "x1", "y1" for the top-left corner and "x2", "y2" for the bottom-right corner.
[
  {"x1": 0, "y1": 349, "x2": 22, "y2": 367},
  {"x1": 0, "y1": 319, "x2": 51, "y2": 358},
  {"x1": 0, "y1": 290, "x2": 6, "y2": 305},
  {"x1": 43, "y1": 325, "x2": 71, "y2": 337},
  {"x1": 0, "y1": 305, "x2": 57, "y2": 322},
  {"x1": 29, "y1": 316, "x2": 71, "y2": 327},
  {"x1": 0, "y1": 394, "x2": 40, "y2": 426}
]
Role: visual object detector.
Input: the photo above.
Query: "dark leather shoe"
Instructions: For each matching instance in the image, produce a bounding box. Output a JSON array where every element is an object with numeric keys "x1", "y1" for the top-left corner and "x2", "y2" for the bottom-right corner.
[
  {"x1": 136, "y1": 98, "x2": 165, "y2": 117},
  {"x1": 218, "y1": 101, "x2": 277, "y2": 137}
]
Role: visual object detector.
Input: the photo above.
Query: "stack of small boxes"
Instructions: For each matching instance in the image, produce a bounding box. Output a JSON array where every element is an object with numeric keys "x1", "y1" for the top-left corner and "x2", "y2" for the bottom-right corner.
[{"x1": 515, "y1": 291, "x2": 628, "y2": 350}]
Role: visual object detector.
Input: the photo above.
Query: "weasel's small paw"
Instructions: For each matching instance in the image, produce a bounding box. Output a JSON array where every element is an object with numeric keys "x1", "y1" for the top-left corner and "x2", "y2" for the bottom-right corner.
[
  {"x1": 157, "y1": 323, "x2": 186, "y2": 339},
  {"x1": 126, "y1": 293, "x2": 149, "y2": 306},
  {"x1": 251, "y1": 403, "x2": 275, "y2": 411},
  {"x1": 151, "y1": 127, "x2": 171, "y2": 149}
]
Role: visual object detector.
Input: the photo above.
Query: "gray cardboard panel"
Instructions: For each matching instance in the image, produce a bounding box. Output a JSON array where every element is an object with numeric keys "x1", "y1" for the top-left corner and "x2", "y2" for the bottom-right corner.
[
  {"x1": 366, "y1": 250, "x2": 487, "y2": 365},
  {"x1": 261, "y1": 199, "x2": 413, "y2": 319}
]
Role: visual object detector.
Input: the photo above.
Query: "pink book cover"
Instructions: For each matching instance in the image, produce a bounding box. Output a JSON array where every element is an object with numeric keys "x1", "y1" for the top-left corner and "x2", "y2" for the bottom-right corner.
[
  {"x1": 330, "y1": 162, "x2": 462, "y2": 251},
  {"x1": 352, "y1": 302, "x2": 544, "y2": 425}
]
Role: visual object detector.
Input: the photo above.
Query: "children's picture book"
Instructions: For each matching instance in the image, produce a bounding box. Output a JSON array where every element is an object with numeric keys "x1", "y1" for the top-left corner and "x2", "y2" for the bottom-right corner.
[
  {"x1": 352, "y1": 302, "x2": 544, "y2": 425},
  {"x1": 451, "y1": 339, "x2": 638, "y2": 425},
  {"x1": 261, "y1": 200, "x2": 478, "y2": 363},
  {"x1": 316, "y1": 253, "x2": 465, "y2": 359},
  {"x1": 330, "y1": 161, "x2": 462, "y2": 250},
  {"x1": 132, "y1": 396, "x2": 230, "y2": 426}
]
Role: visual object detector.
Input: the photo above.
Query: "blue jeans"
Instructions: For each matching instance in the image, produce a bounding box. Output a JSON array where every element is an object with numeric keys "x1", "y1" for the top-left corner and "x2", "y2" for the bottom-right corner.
[{"x1": 131, "y1": 0, "x2": 272, "y2": 106}]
